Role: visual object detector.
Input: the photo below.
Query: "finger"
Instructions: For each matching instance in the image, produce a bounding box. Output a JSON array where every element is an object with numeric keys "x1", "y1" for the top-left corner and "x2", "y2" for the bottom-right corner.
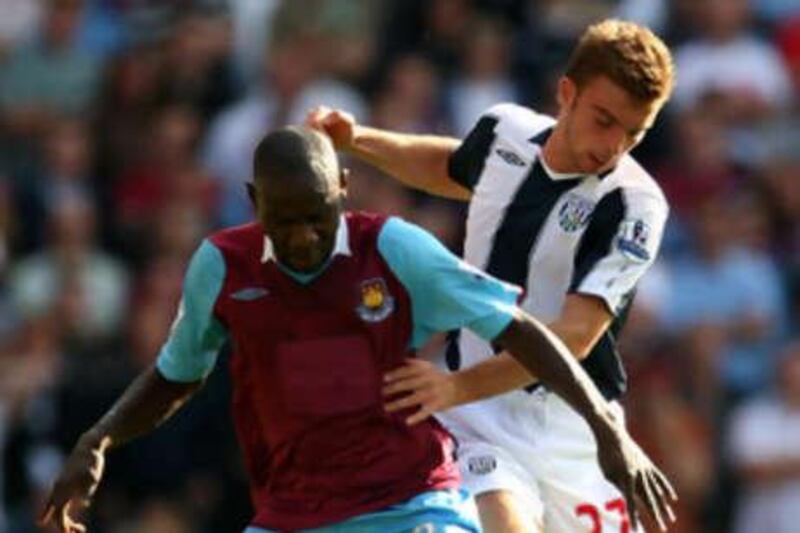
[
  {"x1": 653, "y1": 467, "x2": 679, "y2": 502},
  {"x1": 65, "y1": 517, "x2": 86, "y2": 533},
  {"x1": 60, "y1": 501, "x2": 74, "y2": 532},
  {"x1": 329, "y1": 109, "x2": 353, "y2": 123},
  {"x1": 382, "y1": 376, "x2": 428, "y2": 396},
  {"x1": 384, "y1": 392, "x2": 425, "y2": 413},
  {"x1": 384, "y1": 363, "x2": 425, "y2": 383},
  {"x1": 648, "y1": 470, "x2": 676, "y2": 524},
  {"x1": 406, "y1": 405, "x2": 435, "y2": 425},
  {"x1": 624, "y1": 483, "x2": 639, "y2": 532},
  {"x1": 638, "y1": 472, "x2": 666, "y2": 531}
]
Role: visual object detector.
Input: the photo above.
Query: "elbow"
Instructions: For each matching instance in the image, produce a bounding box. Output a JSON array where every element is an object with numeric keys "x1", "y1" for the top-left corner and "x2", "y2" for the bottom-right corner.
[{"x1": 561, "y1": 329, "x2": 601, "y2": 361}]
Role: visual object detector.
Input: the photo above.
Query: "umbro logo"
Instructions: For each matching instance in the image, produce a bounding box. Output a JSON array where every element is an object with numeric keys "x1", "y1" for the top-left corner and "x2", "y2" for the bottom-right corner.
[
  {"x1": 495, "y1": 148, "x2": 525, "y2": 167},
  {"x1": 230, "y1": 287, "x2": 269, "y2": 301}
]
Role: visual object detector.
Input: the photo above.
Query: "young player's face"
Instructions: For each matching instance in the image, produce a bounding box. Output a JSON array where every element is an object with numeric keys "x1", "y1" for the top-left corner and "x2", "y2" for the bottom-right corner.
[
  {"x1": 256, "y1": 175, "x2": 344, "y2": 273},
  {"x1": 558, "y1": 75, "x2": 663, "y2": 174}
]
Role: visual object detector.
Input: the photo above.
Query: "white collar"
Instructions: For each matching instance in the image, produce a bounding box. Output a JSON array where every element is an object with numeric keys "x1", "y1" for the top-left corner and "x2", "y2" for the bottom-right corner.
[
  {"x1": 539, "y1": 152, "x2": 584, "y2": 181},
  {"x1": 260, "y1": 214, "x2": 351, "y2": 264}
]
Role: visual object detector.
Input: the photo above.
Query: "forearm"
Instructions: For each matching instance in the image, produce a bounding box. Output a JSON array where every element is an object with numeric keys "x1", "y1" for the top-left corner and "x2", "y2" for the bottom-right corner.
[
  {"x1": 347, "y1": 126, "x2": 469, "y2": 200},
  {"x1": 82, "y1": 365, "x2": 203, "y2": 450},
  {"x1": 450, "y1": 319, "x2": 599, "y2": 405},
  {"x1": 495, "y1": 312, "x2": 613, "y2": 429},
  {"x1": 452, "y1": 352, "x2": 533, "y2": 405}
]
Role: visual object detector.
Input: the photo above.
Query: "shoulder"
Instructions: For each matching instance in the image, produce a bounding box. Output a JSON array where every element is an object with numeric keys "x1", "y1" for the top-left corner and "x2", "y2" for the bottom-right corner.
[
  {"x1": 603, "y1": 156, "x2": 669, "y2": 218},
  {"x1": 481, "y1": 102, "x2": 555, "y2": 143},
  {"x1": 346, "y1": 210, "x2": 390, "y2": 233},
  {"x1": 208, "y1": 222, "x2": 264, "y2": 258}
]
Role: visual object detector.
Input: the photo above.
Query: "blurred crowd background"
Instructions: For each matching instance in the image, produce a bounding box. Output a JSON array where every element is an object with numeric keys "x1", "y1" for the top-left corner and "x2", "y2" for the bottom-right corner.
[{"x1": 0, "y1": 0, "x2": 799, "y2": 532}]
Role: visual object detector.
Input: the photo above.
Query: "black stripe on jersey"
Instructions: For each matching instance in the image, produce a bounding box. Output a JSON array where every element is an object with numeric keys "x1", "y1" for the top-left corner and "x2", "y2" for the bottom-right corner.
[
  {"x1": 570, "y1": 187, "x2": 629, "y2": 399},
  {"x1": 570, "y1": 188, "x2": 626, "y2": 291},
  {"x1": 482, "y1": 161, "x2": 581, "y2": 385},
  {"x1": 582, "y1": 293, "x2": 633, "y2": 399},
  {"x1": 485, "y1": 161, "x2": 582, "y2": 289},
  {"x1": 448, "y1": 116, "x2": 498, "y2": 191}
]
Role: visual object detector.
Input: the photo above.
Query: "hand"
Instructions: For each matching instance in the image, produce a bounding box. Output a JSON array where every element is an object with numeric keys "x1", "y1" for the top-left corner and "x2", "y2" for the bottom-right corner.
[
  {"x1": 39, "y1": 432, "x2": 110, "y2": 533},
  {"x1": 383, "y1": 359, "x2": 463, "y2": 425},
  {"x1": 592, "y1": 418, "x2": 678, "y2": 531},
  {"x1": 305, "y1": 106, "x2": 357, "y2": 150}
]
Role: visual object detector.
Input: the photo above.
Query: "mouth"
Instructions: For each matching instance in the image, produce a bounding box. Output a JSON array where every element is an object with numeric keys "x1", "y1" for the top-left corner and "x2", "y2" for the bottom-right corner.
[
  {"x1": 288, "y1": 257, "x2": 319, "y2": 272},
  {"x1": 589, "y1": 153, "x2": 605, "y2": 166}
]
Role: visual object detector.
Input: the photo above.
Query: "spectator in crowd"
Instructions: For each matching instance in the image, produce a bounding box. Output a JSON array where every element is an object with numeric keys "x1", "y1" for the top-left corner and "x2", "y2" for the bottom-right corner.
[
  {"x1": 672, "y1": 0, "x2": 793, "y2": 122},
  {"x1": 203, "y1": 31, "x2": 366, "y2": 226},
  {"x1": 114, "y1": 104, "x2": 216, "y2": 263},
  {"x1": 658, "y1": 192, "x2": 787, "y2": 408},
  {"x1": 0, "y1": 0, "x2": 42, "y2": 56},
  {"x1": 8, "y1": 194, "x2": 129, "y2": 344},
  {"x1": 0, "y1": 0, "x2": 104, "y2": 136},
  {"x1": 445, "y1": 17, "x2": 518, "y2": 136},
  {"x1": 728, "y1": 341, "x2": 800, "y2": 533}
]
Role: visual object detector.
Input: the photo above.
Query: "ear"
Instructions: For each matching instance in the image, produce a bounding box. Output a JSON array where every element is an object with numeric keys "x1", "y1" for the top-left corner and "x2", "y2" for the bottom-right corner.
[{"x1": 556, "y1": 76, "x2": 577, "y2": 111}]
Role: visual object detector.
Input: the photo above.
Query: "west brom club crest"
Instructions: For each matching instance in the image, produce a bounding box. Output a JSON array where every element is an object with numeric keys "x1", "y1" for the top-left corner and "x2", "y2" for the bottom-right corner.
[
  {"x1": 557, "y1": 193, "x2": 595, "y2": 232},
  {"x1": 356, "y1": 278, "x2": 395, "y2": 322}
]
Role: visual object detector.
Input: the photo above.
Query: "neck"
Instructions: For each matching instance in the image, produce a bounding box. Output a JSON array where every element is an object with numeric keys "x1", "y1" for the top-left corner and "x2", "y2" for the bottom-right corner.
[{"x1": 541, "y1": 124, "x2": 578, "y2": 174}]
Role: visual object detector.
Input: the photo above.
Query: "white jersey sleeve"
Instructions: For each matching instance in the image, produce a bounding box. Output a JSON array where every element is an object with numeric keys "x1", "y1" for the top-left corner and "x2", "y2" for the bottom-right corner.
[
  {"x1": 569, "y1": 186, "x2": 668, "y2": 314},
  {"x1": 447, "y1": 103, "x2": 554, "y2": 191}
]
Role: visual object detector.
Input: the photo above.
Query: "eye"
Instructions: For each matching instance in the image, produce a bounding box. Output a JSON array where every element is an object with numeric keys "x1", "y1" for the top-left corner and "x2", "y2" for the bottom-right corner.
[{"x1": 595, "y1": 116, "x2": 613, "y2": 128}]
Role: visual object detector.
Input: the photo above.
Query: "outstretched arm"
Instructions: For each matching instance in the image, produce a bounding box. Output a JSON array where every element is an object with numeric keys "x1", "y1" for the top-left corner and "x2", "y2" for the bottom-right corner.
[
  {"x1": 40, "y1": 366, "x2": 203, "y2": 533},
  {"x1": 41, "y1": 239, "x2": 228, "y2": 533},
  {"x1": 494, "y1": 310, "x2": 676, "y2": 531},
  {"x1": 306, "y1": 106, "x2": 470, "y2": 200}
]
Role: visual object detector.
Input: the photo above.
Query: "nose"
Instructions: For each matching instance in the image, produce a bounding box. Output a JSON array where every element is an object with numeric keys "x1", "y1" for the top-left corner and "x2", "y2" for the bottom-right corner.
[
  {"x1": 288, "y1": 223, "x2": 320, "y2": 250},
  {"x1": 604, "y1": 129, "x2": 628, "y2": 159}
]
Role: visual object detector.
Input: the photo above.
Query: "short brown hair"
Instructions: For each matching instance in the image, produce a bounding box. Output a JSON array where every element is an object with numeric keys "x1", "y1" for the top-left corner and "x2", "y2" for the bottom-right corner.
[{"x1": 565, "y1": 19, "x2": 675, "y2": 102}]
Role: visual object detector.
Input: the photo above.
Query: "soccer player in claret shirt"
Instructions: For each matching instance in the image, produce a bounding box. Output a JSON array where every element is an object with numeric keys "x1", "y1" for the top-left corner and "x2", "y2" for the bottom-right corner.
[
  {"x1": 308, "y1": 19, "x2": 677, "y2": 533},
  {"x1": 40, "y1": 127, "x2": 672, "y2": 533}
]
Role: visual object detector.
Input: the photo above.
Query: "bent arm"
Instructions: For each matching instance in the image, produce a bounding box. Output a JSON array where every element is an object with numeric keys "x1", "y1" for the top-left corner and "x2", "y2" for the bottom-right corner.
[
  {"x1": 348, "y1": 125, "x2": 470, "y2": 200},
  {"x1": 83, "y1": 365, "x2": 203, "y2": 450},
  {"x1": 493, "y1": 309, "x2": 614, "y2": 430},
  {"x1": 450, "y1": 294, "x2": 613, "y2": 404}
]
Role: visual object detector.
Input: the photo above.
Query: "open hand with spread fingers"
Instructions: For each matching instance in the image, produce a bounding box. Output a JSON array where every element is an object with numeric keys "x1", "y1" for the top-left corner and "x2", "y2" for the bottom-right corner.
[
  {"x1": 591, "y1": 417, "x2": 678, "y2": 531},
  {"x1": 39, "y1": 432, "x2": 110, "y2": 533},
  {"x1": 383, "y1": 358, "x2": 463, "y2": 425}
]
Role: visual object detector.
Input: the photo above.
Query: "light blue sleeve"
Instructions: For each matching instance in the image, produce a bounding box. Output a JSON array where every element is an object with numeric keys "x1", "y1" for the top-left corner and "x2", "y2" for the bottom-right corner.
[
  {"x1": 156, "y1": 240, "x2": 229, "y2": 382},
  {"x1": 378, "y1": 217, "x2": 522, "y2": 349}
]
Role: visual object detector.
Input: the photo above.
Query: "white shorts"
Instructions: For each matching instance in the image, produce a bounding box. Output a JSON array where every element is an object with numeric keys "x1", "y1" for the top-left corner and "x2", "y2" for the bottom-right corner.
[{"x1": 439, "y1": 389, "x2": 638, "y2": 533}]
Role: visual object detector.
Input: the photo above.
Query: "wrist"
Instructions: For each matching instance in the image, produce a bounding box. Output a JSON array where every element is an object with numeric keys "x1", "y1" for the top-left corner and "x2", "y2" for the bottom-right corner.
[
  {"x1": 449, "y1": 371, "x2": 474, "y2": 407},
  {"x1": 587, "y1": 404, "x2": 620, "y2": 436},
  {"x1": 346, "y1": 124, "x2": 368, "y2": 155}
]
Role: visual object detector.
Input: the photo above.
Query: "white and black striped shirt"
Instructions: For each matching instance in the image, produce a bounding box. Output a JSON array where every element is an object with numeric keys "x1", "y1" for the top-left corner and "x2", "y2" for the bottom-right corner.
[{"x1": 448, "y1": 103, "x2": 669, "y2": 399}]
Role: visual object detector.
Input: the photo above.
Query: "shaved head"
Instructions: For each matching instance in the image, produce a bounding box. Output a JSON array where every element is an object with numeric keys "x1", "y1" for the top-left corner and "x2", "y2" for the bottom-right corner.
[
  {"x1": 253, "y1": 126, "x2": 340, "y2": 193},
  {"x1": 248, "y1": 126, "x2": 347, "y2": 273}
]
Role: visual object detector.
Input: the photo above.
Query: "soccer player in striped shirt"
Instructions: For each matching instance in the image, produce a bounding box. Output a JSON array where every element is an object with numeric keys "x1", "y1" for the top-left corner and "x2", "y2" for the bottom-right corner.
[{"x1": 307, "y1": 19, "x2": 676, "y2": 533}]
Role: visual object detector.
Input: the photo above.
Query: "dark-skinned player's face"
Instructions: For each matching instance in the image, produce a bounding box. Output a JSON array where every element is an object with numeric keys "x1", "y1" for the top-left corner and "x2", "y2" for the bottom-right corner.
[{"x1": 251, "y1": 174, "x2": 345, "y2": 274}]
